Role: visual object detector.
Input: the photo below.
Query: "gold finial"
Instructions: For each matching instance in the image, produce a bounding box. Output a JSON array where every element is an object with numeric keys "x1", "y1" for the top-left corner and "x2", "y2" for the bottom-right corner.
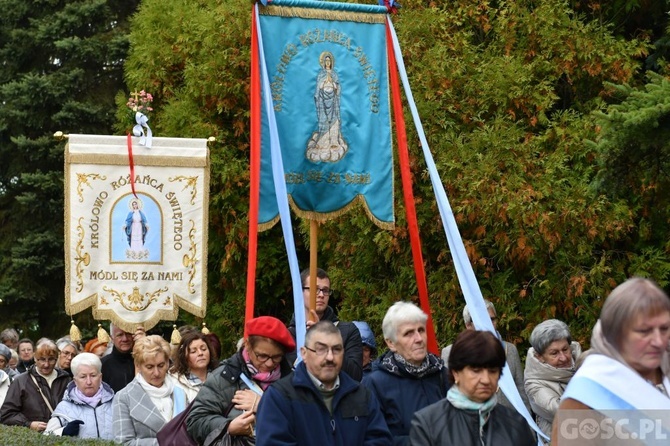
[{"x1": 54, "y1": 131, "x2": 68, "y2": 140}]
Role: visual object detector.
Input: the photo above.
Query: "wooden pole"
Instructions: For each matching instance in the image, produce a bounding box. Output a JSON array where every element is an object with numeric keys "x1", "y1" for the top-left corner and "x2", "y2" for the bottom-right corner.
[{"x1": 309, "y1": 219, "x2": 318, "y2": 322}]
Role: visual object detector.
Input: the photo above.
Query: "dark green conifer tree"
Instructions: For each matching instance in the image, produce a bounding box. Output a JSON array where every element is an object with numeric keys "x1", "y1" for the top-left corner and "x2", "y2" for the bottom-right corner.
[{"x1": 0, "y1": 0, "x2": 140, "y2": 337}]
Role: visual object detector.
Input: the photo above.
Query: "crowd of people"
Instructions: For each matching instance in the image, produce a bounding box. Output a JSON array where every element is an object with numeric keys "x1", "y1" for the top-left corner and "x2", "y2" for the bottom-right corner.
[{"x1": 0, "y1": 272, "x2": 668, "y2": 445}]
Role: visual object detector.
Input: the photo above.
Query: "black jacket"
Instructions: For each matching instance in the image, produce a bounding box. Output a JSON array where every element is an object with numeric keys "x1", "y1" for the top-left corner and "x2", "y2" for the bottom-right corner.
[
  {"x1": 287, "y1": 306, "x2": 363, "y2": 381},
  {"x1": 101, "y1": 346, "x2": 135, "y2": 393},
  {"x1": 409, "y1": 398, "x2": 535, "y2": 446}
]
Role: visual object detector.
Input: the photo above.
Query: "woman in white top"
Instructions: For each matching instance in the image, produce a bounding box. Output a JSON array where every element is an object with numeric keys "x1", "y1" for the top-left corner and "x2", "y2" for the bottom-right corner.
[{"x1": 112, "y1": 335, "x2": 187, "y2": 445}]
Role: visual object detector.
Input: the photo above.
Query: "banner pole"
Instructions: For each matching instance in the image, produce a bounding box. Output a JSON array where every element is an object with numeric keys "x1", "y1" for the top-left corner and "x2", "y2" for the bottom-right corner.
[{"x1": 309, "y1": 219, "x2": 318, "y2": 322}]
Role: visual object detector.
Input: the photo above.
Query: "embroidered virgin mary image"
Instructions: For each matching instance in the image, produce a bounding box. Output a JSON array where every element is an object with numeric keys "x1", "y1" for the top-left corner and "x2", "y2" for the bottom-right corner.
[
  {"x1": 123, "y1": 197, "x2": 150, "y2": 260},
  {"x1": 306, "y1": 51, "x2": 348, "y2": 163}
]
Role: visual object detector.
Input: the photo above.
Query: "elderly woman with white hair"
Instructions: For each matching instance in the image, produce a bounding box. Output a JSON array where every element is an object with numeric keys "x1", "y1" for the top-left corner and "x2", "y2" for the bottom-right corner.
[
  {"x1": 523, "y1": 319, "x2": 581, "y2": 440},
  {"x1": 362, "y1": 301, "x2": 449, "y2": 446},
  {"x1": 44, "y1": 352, "x2": 114, "y2": 439}
]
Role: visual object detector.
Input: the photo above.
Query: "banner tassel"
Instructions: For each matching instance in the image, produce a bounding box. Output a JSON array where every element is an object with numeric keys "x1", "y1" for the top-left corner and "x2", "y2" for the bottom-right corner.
[
  {"x1": 69, "y1": 320, "x2": 82, "y2": 343},
  {"x1": 171, "y1": 325, "x2": 182, "y2": 345},
  {"x1": 97, "y1": 324, "x2": 111, "y2": 344}
]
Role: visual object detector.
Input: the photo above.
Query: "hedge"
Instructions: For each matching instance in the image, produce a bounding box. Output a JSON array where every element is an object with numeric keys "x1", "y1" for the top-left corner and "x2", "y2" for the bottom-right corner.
[{"x1": 0, "y1": 425, "x2": 116, "y2": 446}]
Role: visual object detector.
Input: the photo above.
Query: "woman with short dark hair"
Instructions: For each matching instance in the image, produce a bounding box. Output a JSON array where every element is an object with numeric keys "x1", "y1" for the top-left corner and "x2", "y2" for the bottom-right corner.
[{"x1": 410, "y1": 330, "x2": 535, "y2": 445}]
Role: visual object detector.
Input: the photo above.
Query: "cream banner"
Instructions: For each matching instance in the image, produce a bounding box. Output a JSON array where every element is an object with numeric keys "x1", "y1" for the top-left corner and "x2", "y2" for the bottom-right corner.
[{"x1": 65, "y1": 134, "x2": 209, "y2": 332}]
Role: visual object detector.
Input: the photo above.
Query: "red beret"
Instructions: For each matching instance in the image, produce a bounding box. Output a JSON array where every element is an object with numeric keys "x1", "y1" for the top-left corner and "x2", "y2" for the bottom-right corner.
[{"x1": 246, "y1": 316, "x2": 296, "y2": 352}]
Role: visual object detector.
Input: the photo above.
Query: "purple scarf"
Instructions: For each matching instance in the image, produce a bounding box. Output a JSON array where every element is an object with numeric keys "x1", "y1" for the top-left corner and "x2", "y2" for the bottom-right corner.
[
  {"x1": 74, "y1": 385, "x2": 103, "y2": 407},
  {"x1": 242, "y1": 348, "x2": 281, "y2": 390}
]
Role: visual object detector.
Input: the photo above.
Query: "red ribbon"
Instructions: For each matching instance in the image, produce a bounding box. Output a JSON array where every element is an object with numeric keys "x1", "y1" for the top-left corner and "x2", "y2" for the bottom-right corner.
[
  {"x1": 245, "y1": 6, "x2": 262, "y2": 334},
  {"x1": 386, "y1": 22, "x2": 438, "y2": 355},
  {"x1": 127, "y1": 133, "x2": 138, "y2": 198}
]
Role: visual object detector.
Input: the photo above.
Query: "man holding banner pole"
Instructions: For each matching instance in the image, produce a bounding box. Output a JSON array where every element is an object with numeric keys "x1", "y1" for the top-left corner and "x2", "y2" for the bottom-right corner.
[{"x1": 286, "y1": 267, "x2": 363, "y2": 381}]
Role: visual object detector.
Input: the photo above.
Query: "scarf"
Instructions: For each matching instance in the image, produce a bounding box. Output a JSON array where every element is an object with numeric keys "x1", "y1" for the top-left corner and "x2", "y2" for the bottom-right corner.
[
  {"x1": 447, "y1": 385, "x2": 497, "y2": 446},
  {"x1": 562, "y1": 321, "x2": 670, "y2": 410},
  {"x1": 74, "y1": 385, "x2": 103, "y2": 407},
  {"x1": 136, "y1": 373, "x2": 174, "y2": 421},
  {"x1": 591, "y1": 320, "x2": 670, "y2": 380},
  {"x1": 379, "y1": 350, "x2": 443, "y2": 379},
  {"x1": 242, "y1": 348, "x2": 282, "y2": 390}
]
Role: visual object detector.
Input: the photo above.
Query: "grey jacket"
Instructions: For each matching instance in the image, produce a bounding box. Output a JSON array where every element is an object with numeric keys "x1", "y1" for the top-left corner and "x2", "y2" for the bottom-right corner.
[{"x1": 112, "y1": 377, "x2": 187, "y2": 446}]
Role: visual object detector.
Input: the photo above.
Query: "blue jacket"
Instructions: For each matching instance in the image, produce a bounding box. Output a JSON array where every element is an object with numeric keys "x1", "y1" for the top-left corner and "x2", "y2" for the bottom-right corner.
[
  {"x1": 256, "y1": 362, "x2": 392, "y2": 446},
  {"x1": 45, "y1": 380, "x2": 115, "y2": 440},
  {"x1": 362, "y1": 352, "x2": 449, "y2": 446}
]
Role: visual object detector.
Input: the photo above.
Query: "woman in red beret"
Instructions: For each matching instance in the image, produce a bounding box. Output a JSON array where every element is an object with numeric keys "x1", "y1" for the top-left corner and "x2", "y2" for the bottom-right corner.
[{"x1": 186, "y1": 316, "x2": 295, "y2": 445}]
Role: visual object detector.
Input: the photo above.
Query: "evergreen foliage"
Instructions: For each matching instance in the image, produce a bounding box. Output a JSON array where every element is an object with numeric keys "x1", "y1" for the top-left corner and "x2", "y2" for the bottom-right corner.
[
  {"x1": 0, "y1": 0, "x2": 140, "y2": 337},
  {"x1": 120, "y1": 0, "x2": 670, "y2": 355},
  {"x1": 1, "y1": 0, "x2": 669, "y2": 358}
]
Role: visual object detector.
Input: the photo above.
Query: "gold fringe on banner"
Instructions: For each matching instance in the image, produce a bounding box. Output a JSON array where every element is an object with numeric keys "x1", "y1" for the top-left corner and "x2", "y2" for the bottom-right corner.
[{"x1": 260, "y1": 5, "x2": 386, "y2": 24}]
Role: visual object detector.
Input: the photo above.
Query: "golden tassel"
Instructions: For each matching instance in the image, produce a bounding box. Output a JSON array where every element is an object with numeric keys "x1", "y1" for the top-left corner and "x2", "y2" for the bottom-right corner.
[
  {"x1": 69, "y1": 320, "x2": 82, "y2": 343},
  {"x1": 97, "y1": 324, "x2": 111, "y2": 344},
  {"x1": 201, "y1": 322, "x2": 210, "y2": 334},
  {"x1": 171, "y1": 325, "x2": 181, "y2": 345}
]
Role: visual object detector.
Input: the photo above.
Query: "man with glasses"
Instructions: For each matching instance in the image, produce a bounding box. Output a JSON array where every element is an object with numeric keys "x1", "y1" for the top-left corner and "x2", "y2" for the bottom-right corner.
[
  {"x1": 255, "y1": 321, "x2": 391, "y2": 445},
  {"x1": 287, "y1": 267, "x2": 363, "y2": 381}
]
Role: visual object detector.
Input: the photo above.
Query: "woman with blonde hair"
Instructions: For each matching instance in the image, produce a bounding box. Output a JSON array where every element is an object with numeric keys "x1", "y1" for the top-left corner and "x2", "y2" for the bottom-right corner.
[{"x1": 112, "y1": 334, "x2": 187, "y2": 445}]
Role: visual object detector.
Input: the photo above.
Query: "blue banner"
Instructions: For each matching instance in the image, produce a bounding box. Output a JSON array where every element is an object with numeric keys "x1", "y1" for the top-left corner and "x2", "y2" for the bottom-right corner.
[{"x1": 258, "y1": 0, "x2": 394, "y2": 230}]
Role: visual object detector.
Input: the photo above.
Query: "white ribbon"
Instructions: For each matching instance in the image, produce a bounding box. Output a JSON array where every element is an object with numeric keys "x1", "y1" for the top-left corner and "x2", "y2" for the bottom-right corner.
[{"x1": 132, "y1": 111, "x2": 153, "y2": 148}]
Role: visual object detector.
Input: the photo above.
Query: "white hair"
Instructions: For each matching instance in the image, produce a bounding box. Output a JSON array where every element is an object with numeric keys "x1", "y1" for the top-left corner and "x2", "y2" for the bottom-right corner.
[
  {"x1": 71, "y1": 352, "x2": 102, "y2": 375},
  {"x1": 382, "y1": 301, "x2": 427, "y2": 342}
]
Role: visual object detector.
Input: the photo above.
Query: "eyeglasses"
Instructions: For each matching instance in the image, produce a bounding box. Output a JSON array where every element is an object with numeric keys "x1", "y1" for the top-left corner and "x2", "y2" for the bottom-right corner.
[
  {"x1": 60, "y1": 351, "x2": 76, "y2": 358},
  {"x1": 304, "y1": 342, "x2": 344, "y2": 357},
  {"x1": 302, "y1": 287, "x2": 332, "y2": 296},
  {"x1": 251, "y1": 350, "x2": 284, "y2": 364},
  {"x1": 36, "y1": 357, "x2": 57, "y2": 364}
]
